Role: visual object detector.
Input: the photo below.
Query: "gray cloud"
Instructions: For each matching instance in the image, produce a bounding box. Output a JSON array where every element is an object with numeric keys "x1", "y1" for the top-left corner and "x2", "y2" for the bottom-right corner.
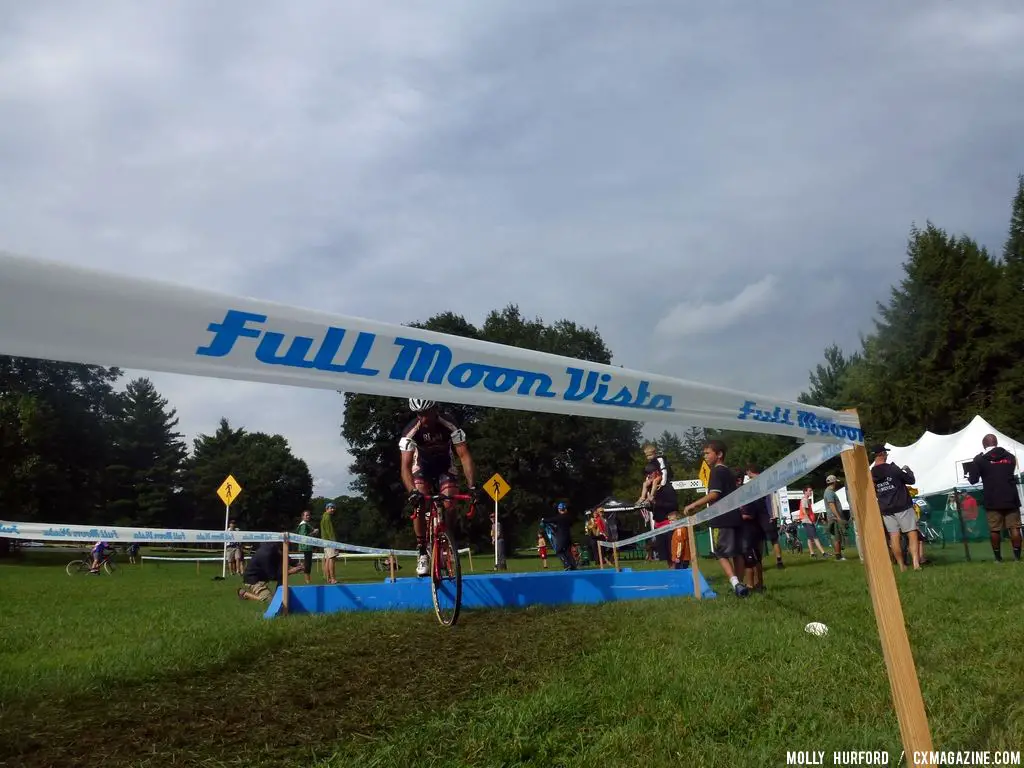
[{"x1": 1, "y1": 1, "x2": 1022, "y2": 494}]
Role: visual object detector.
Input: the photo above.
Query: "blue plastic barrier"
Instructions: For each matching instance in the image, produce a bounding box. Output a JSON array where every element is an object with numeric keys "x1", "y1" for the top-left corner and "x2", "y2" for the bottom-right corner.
[{"x1": 263, "y1": 566, "x2": 717, "y2": 618}]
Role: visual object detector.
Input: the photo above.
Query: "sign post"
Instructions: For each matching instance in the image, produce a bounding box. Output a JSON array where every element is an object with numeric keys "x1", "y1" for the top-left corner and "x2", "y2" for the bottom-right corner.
[
  {"x1": 484, "y1": 472, "x2": 511, "y2": 569},
  {"x1": 216, "y1": 474, "x2": 243, "y2": 579}
]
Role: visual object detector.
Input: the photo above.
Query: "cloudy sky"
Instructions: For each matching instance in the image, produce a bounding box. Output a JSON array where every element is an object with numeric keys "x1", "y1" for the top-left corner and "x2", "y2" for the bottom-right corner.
[{"x1": 2, "y1": 1, "x2": 1022, "y2": 495}]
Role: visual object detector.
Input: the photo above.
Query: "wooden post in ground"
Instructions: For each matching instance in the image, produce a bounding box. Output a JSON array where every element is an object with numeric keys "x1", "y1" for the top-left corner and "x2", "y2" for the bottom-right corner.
[
  {"x1": 467, "y1": 547, "x2": 474, "y2": 573},
  {"x1": 388, "y1": 550, "x2": 396, "y2": 583},
  {"x1": 281, "y1": 534, "x2": 290, "y2": 616},
  {"x1": 687, "y1": 523, "x2": 701, "y2": 600},
  {"x1": 612, "y1": 541, "x2": 620, "y2": 572},
  {"x1": 840, "y1": 413, "x2": 933, "y2": 764}
]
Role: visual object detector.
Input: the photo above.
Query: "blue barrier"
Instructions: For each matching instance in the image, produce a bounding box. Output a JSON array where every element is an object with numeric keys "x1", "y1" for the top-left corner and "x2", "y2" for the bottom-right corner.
[{"x1": 262, "y1": 567, "x2": 717, "y2": 618}]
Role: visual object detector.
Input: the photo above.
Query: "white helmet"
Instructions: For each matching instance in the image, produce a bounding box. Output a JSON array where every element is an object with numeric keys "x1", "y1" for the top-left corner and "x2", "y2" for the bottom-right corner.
[{"x1": 409, "y1": 398, "x2": 437, "y2": 413}]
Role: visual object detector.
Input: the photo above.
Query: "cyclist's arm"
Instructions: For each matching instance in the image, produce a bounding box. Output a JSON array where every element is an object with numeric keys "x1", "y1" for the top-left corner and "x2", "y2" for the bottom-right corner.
[
  {"x1": 453, "y1": 442, "x2": 476, "y2": 488},
  {"x1": 399, "y1": 447, "x2": 416, "y2": 493}
]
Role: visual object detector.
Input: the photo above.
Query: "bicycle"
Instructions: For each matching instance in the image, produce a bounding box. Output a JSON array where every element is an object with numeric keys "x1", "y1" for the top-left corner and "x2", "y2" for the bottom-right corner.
[
  {"x1": 372, "y1": 554, "x2": 402, "y2": 573},
  {"x1": 66, "y1": 550, "x2": 118, "y2": 576},
  {"x1": 410, "y1": 491, "x2": 476, "y2": 627},
  {"x1": 917, "y1": 517, "x2": 945, "y2": 549}
]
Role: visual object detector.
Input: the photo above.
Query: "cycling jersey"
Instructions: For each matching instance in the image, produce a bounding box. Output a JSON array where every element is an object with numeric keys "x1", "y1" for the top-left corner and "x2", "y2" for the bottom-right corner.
[
  {"x1": 398, "y1": 413, "x2": 467, "y2": 479},
  {"x1": 92, "y1": 541, "x2": 110, "y2": 555}
]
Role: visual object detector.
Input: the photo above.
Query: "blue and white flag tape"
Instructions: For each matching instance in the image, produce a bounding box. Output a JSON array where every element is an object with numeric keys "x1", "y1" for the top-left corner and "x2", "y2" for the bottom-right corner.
[
  {"x1": 599, "y1": 440, "x2": 851, "y2": 549},
  {"x1": 0, "y1": 520, "x2": 420, "y2": 558}
]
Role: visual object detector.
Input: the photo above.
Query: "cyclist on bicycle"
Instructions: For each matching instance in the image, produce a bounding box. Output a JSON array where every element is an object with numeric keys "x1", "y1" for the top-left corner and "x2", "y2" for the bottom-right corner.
[
  {"x1": 90, "y1": 540, "x2": 113, "y2": 573},
  {"x1": 399, "y1": 398, "x2": 479, "y2": 577}
]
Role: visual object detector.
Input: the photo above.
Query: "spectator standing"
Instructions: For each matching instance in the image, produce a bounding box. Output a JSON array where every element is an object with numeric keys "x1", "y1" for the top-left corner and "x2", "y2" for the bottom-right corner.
[
  {"x1": 870, "y1": 444, "x2": 921, "y2": 572},
  {"x1": 542, "y1": 502, "x2": 576, "y2": 570},
  {"x1": 823, "y1": 475, "x2": 848, "y2": 561},
  {"x1": 320, "y1": 502, "x2": 338, "y2": 584},
  {"x1": 742, "y1": 464, "x2": 775, "y2": 592},
  {"x1": 683, "y1": 440, "x2": 750, "y2": 598},
  {"x1": 669, "y1": 511, "x2": 691, "y2": 569},
  {"x1": 536, "y1": 530, "x2": 548, "y2": 569},
  {"x1": 225, "y1": 520, "x2": 244, "y2": 576},
  {"x1": 639, "y1": 460, "x2": 678, "y2": 567},
  {"x1": 967, "y1": 434, "x2": 1022, "y2": 562},
  {"x1": 799, "y1": 487, "x2": 829, "y2": 558},
  {"x1": 296, "y1": 510, "x2": 318, "y2": 584}
]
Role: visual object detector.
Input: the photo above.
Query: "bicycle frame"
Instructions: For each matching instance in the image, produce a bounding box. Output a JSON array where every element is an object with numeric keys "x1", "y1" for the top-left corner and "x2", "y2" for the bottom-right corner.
[
  {"x1": 410, "y1": 491, "x2": 476, "y2": 626},
  {"x1": 415, "y1": 493, "x2": 475, "y2": 579}
]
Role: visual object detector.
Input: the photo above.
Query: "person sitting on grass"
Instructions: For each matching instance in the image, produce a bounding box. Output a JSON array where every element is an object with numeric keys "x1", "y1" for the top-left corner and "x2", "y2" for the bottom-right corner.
[{"x1": 238, "y1": 542, "x2": 304, "y2": 603}]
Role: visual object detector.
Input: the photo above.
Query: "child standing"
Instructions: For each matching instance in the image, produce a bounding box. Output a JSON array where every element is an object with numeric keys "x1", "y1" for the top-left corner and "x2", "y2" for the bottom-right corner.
[{"x1": 536, "y1": 530, "x2": 548, "y2": 569}]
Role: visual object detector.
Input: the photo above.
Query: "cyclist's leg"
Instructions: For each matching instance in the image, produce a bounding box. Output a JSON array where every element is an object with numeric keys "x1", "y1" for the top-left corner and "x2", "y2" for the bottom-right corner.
[
  {"x1": 438, "y1": 472, "x2": 460, "y2": 542},
  {"x1": 412, "y1": 472, "x2": 435, "y2": 576},
  {"x1": 412, "y1": 472, "x2": 434, "y2": 553}
]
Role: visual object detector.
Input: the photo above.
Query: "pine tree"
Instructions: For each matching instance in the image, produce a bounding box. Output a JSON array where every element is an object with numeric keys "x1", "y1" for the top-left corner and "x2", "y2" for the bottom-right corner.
[
  {"x1": 992, "y1": 175, "x2": 1024, "y2": 434},
  {"x1": 842, "y1": 223, "x2": 1005, "y2": 442},
  {"x1": 106, "y1": 378, "x2": 187, "y2": 527}
]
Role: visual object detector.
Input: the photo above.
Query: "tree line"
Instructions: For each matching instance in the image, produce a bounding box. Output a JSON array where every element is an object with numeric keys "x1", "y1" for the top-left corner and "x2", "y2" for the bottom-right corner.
[
  {"x1": 3, "y1": 175, "x2": 1021, "y2": 552},
  {"x1": 0, "y1": 362, "x2": 313, "y2": 535}
]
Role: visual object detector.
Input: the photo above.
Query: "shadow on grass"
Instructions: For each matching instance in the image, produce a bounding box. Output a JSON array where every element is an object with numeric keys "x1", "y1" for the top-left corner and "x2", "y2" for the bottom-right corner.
[{"x1": 0, "y1": 604, "x2": 617, "y2": 768}]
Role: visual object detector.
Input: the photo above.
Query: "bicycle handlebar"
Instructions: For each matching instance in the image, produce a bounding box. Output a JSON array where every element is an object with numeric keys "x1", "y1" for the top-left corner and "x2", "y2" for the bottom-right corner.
[{"x1": 408, "y1": 492, "x2": 477, "y2": 519}]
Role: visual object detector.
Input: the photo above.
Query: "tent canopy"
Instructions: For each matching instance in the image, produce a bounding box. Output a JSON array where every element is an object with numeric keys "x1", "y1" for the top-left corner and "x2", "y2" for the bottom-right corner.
[
  {"x1": 882, "y1": 415, "x2": 1024, "y2": 497},
  {"x1": 812, "y1": 415, "x2": 1024, "y2": 514}
]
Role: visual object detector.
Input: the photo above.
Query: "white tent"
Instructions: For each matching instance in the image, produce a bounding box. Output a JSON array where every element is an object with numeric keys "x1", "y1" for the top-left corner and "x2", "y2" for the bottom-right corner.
[
  {"x1": 811, "y1": 415, "x2": 1024, "y2": 514},
  {"x1": 882, "y1": 415, "x2": 1024, "y2": 497}
]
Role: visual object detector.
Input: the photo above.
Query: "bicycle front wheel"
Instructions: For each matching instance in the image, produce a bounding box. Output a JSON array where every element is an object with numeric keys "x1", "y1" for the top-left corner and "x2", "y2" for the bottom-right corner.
[
  {"x1": 104, "y1": 559, "x2": 117, "y2": 575},
  {"x1": 430, "y1": 532, "x2": 462, "y2": 627}
]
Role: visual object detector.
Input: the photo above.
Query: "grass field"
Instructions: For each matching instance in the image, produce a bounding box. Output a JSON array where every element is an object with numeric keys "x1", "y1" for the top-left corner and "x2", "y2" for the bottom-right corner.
[{"x1": 1, "y1": 543, "x2": 1022, "y2": 768}]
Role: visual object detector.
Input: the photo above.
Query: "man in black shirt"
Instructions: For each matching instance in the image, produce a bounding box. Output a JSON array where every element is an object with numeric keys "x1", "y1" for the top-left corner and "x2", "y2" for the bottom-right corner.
[
  {"x1": 869, "y1": 444, "x2": 921, "y2": 572},
  {"x1": 683, "y1": 440, "x2": 750, "y2": 597},
  {"x1": 542, "y1": 502, "x2": 577, "y2": 570},
  {"x1": 238, "y1": 542, "x2": 304, "y2": 602},
  {"x1": 967, "y1": 434, "x2": 1022, "y2": 562}
]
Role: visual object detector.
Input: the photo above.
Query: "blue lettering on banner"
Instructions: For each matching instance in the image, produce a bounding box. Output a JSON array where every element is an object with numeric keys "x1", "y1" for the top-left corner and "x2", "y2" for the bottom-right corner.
[
  {"x1": 737, "y1": 400, "x2": 863, "y2": 443},
  {"x1": 195, "y1": 310, "x2": 676, "y2": 413},
  {"x1": 0, "y1": 523, "x2": 19, "y2": 535}
]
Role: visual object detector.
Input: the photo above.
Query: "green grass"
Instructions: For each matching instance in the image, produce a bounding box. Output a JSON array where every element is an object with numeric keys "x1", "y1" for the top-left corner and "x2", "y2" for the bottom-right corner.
[{"x1": 0, "y1": 544, "x2": 1022, "y2": 768}]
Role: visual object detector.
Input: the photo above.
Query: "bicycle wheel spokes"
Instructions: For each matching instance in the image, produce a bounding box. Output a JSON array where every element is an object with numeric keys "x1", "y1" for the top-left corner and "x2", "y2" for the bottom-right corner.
[
  {"x1": 66, "y1": 560, "x2": 90, "y2": 576},
  {"x1": 430, "y1": 532, "x2": 462, "y2": 627}
]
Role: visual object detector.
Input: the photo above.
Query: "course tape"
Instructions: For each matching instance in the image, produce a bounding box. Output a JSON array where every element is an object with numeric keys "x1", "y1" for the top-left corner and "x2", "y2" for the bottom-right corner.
[
  {"x1": 599, "y1": 440, "x2": 851, "y2": 549},
  {"x1": 142, "y1": 550, "x2": 468, "y2": 563},
  {"x1": 0, "y1": 521, "x2": 422, "y2": 558}
]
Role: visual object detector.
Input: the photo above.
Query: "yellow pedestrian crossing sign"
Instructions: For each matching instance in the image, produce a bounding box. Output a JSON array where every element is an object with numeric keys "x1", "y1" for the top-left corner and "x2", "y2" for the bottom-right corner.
[
  {"x1": 217, "y1": 475, "x2": 243, "y2": 507},
  {"x1": 698, "y1": 461, "x2": 711, "y2": 490},
  {"x1": 484, "y1": 473, "x2": 510, "y2": 503}
]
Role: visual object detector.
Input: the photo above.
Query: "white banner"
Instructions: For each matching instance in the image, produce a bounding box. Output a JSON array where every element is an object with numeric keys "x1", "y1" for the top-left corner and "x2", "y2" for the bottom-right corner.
[
  {"x1": 0, "y1": 520, "x2": 416, "y2": 557},
  {"x1": 0, "y1": 252, "x2": 863, "y2": 444},
  {"x1": 600, "y1": 440, "x2": 851, "y2": 549}
]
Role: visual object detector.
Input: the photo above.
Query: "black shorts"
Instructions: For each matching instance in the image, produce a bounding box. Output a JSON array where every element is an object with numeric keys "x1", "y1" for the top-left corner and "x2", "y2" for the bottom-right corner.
[
  {"x1": 413, "y1": 468, "x2": 458, "y2": 490},
  {"x1": 764, "y1": 518, "x2": 780, "y2": 544},
  {"x1": 302, "y1": 551, "x2": 313, "y2": 574},
  {"x1": 712, "y1": 527, "x2": 745, "y2": 559}
]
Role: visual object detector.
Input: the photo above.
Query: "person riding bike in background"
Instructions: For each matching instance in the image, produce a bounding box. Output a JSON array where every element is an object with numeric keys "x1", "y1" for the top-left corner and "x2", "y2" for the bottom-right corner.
[
  {"x1": 90, "y1": 540, "x2": 113, "y2": 573},
  {"x1": 399, "y1": 398, "x2": 480, "y2": 577}
]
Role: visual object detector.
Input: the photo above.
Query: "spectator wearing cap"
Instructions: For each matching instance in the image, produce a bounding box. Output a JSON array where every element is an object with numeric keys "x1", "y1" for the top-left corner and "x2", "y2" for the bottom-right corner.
[
  {"x1": 823, "y1": 475, "x2": 848, "y2": 561},
  {"x1": 542, "y1": 502, "x2": 576, "y2": 570},
  {"x1": 967, "y1": 433, "x2": 1022, "y2": 562},
  {"x1": 320, "y1": 502, "x2": 338, "y2": 584},
  {"x1": 870, "y1": 444, "x2": 921, "y2": 572}
]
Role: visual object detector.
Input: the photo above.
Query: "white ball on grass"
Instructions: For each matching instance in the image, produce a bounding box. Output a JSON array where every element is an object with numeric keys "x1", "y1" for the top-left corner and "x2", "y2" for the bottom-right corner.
[{"x1": 805, "y1": 621, "x2": 829, "y2": 637}]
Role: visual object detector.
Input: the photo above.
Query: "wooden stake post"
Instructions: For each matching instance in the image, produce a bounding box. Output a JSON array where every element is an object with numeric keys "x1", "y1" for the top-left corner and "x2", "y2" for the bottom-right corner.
[
  {"x1": 686, "y1": 522, "x2": 701, "y2": 600},
  {"x1": 280, "y1": 533, "x2": 290, "y2": 616},
  {"x1": 840, "y1": 413, "x2": 934, "y2": 764}
]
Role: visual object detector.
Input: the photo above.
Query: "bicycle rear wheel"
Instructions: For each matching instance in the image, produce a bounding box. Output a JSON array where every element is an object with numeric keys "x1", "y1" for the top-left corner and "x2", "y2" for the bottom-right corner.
[
  {"x1": 66, "y1": 560, "x2": 91, "y2": 576},
  {"x1": 430, "y1": 532, "x2": 462, "y2": 627}
]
